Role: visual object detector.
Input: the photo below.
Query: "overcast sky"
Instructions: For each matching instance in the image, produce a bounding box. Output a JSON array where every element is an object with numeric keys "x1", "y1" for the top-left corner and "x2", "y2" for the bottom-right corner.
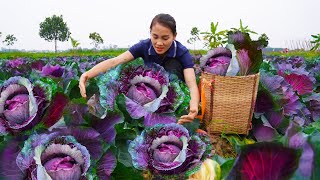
[{"x1": 1, "y1": 0, "x2": 319, "y2": 51}]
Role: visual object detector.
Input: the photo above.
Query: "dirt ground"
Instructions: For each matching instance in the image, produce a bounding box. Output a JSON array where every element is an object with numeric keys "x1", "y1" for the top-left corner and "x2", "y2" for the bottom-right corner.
[{"x1": 209, "y1": 134, "x2": 237, "y2": 158}]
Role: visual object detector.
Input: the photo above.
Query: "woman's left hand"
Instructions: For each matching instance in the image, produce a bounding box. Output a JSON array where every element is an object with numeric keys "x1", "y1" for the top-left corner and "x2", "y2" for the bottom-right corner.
[{"x1": 178, "y1": 100, "x2": 198, "y2": 124}]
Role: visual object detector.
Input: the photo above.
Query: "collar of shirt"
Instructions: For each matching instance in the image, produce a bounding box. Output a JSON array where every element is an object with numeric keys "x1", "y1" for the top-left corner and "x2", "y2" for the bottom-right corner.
[{"x1": 148, "y1": 40, "x2": 177, "y2": 58}]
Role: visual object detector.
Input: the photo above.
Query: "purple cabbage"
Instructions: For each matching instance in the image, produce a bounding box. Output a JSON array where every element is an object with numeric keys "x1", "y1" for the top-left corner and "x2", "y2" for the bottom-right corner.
[
  {"x1": 236, "y1": 49, "x2": 251, "y2": 76},
  {"x1": 10, "y1": 127, "x2": 117, "y2": 179},
  {"x1": 97, "y1": 63, "x2": 185, "y2": 127},
  {"x1": 227, "y1": 142, "x2": 300, "y2": 180},
  {"x1": 6, "y1": 58, "x2": 25, "y2": 69},
  {"x1": 227, "y1": 31, "x2": 252, "y2": 50},
  {"x1": 279, "y1": 72, "x2": 314, "y2": 95},
  {"x1": 0, "y1": 76, "x2": 48, "y2": 135},
  {"x1": 258, "y1": 71, "x2": 304, "y2": 117},
  {"x1": 200, "y1": 47, "x2": 232, "y2": 75},
  {"x1": 41, "y1": 63, "x2": 65, "y2": 78},
  {"x1": 228, "y1": 31, "x2": 268, "y2": 75},
  {"x1": 128, "y1": 123, "x2": 211, "y2": 178},
  {"x1": 303, "y1": 93, "x2": 320, "y2": 121}
]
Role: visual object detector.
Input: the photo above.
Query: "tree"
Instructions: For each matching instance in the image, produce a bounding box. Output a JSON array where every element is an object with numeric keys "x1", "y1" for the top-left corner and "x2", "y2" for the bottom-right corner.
[
  {"x1": 310, "y1": 33, "x2": 320, "y2": 51},
  {"x1": 200, "y1": 21, "x2": 228, "y2": 49},
  {"x1": 3, "y1": 34, "x2": 17, "y2": 50},
  {"x1": 70, "y1": 36, "x2": 80, "y2": 50},
  {"x1": 187, "y1": 27, "x2": 201, "y2": 52},
  {"x1": 89, "y1": 32, "x2": 104, "y2": 49},
  {"x1": 39, "y1": 15, "x2": 71, "y2": 53}
]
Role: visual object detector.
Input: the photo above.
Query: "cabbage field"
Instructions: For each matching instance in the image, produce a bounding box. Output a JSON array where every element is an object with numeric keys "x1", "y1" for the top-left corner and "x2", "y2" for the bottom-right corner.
[{"x1": 0, "y1": 43, "x2": 320, "y2": 179}]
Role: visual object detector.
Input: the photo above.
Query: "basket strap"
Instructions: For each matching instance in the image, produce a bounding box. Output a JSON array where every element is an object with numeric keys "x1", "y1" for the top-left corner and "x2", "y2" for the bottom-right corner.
[{"x1": 196, "y1": 78, "x2": 214, "y2": 121}]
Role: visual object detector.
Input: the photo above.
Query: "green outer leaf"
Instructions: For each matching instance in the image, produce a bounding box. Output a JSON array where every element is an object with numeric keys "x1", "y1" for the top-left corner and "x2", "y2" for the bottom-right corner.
[
  {"x1": 182, "y1": 118, "x2": 200, "y2": 136},
  {"x1": 175, "y1": 81, "x2": 191, "y2": 116},
  {"x1": 116, "y1": 94, "x2": 132, "y2": 122},
  {"x1": 309, "y1": 133, "x2": 320, "y2": 179},
  {"x1": 33, "y1": 77, "x2": 57, "y2": 101},
  {"x1": 97, "y1": 64, "x2": 122, "y2": 109},
  {"x1": 220, "y1": 159, "x2": 235, "y2": 179},
  {"x1": 63, "y1": 79, "x2": 79, "y2": 96},
  {"x1": 169, "y1": 80, "x2": 185, "y2": 111},
  {"x1": 185, "y1": 164, "x2": 201, "y2": 177},
  {"x1": 115, "y1": 124, "x2": 140, "y2": 168},
  {"x1": 111, "y1": 162, "x2": 144, "y2": 180}
]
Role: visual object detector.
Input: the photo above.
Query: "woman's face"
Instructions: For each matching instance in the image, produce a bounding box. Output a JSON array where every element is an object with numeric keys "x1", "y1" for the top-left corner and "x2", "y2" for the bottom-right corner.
[{"x1": 150, "y1": 22, "x2": 176, "y2": 55}]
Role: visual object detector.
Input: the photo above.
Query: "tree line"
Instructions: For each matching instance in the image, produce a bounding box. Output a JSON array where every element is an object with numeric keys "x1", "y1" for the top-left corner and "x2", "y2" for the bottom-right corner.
[
  {"x1": 1, "y1": 15, "x2": 104, "y2": 52},
  {"x1": 1, "y1": 15, "x2": 319, "y2": 52}
]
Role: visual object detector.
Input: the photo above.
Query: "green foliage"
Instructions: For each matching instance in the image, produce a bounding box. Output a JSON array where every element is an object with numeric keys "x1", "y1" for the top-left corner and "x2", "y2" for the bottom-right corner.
[
  {"x1": 220, "y1": 158, "x2": 235, "y2": 179},
  {"x1": 189, "y1": 49, "x2": 208, "y2": 56},
  {"x1": 258, "y1": 33, "x2": 270, "y2": 47},
  {"x1": 221, "y1": 134, "x2": 256, "y2": 154},
  {"x1": 70, "y1": 36, "x2": 80, "y2": 49},
  {"x1": 265, "y1": 50, "x2": 320, "y2": 60},
  {"x1": 310, "y1": 33, "x2": 320, "y2": 51},
  {"x1": 200, "y1": 21, "x2": 228, "y2": 49},
  {"x1": 187, "y1": 27, "x2": 201, "y2": 51},
  {"x1": 231, "y1": 19, "x2": 257, "y2": 35},
  {"x1": 182, "y1": 118, "x2": 200, "y2": 135},
  {"x1": 89, "y1": 32, "x2": 104, "y2": 49},
  {"x1": 2, "y1": 34, "x2": 17, "y2": 48},
  {"x1": 309, "y1": 133, "x2": 320, "y2": 179},
  {"x1": 111, "y1": 162, "x2": 144, "y2": 180},
  {"x1": 39, "y1": 15, "x2": 71, "y2": 53}
]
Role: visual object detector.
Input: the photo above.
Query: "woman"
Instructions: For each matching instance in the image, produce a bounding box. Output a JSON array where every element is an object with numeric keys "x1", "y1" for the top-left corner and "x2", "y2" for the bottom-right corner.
[{"x1": 79, "y1": 13, "x2": 199, "y2": 124}]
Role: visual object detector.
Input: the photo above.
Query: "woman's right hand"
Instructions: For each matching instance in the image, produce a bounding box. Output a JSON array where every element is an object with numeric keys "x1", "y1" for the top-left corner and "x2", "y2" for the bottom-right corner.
[{"x1": 79, "y1": 73, "x2": 89, "y2": 98}]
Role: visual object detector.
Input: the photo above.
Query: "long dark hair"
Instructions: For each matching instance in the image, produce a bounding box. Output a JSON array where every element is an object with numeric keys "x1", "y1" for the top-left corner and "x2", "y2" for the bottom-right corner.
[{"x1": 150, "y1": 13, "x2": 177, "y2": 35}]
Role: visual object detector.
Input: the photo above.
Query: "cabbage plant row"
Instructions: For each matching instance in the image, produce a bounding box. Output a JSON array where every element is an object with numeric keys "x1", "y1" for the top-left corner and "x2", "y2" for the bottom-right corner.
[{"x1": 0, "y1": 51, "x2": 319, "y2": 179}]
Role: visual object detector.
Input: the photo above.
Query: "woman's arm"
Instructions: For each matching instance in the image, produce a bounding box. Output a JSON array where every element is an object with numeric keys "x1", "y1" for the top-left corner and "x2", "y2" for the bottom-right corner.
[
  {"x1": 178, "y1": 68, "x2": 200, "y2": 124},
  {"x1": 79, "y1": 50, "x2": 134, "y2": 97}
]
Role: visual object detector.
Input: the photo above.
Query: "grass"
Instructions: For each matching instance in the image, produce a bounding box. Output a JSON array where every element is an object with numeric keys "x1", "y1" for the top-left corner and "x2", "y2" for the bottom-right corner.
[
  {"x1": 265, "y1": 50, "x2": 320, "y2": 60},
  {"x1": 0, "y1": 49, "x2": 127, "y2": 59},
  {"x1": 1, "y1": 48, "x2": 319, "y2": 60}
]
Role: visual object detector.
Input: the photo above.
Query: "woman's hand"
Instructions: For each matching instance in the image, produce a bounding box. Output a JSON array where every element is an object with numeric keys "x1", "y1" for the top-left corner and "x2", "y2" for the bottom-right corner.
[
  {"x1": 79, "y1": 73, "x2": 89, "y2": 98},
  {"x1": 179, "y1": 68, "x2": 200, "y2": 125},
  {"x1": 178, "y1": 99, "x2": 199, "y2": 124}
]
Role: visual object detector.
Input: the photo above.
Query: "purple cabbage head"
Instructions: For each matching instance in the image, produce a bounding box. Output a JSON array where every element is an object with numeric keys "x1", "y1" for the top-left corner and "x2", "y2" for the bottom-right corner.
[
  {"x1": 15, "y1": 128, "x2": 116, "y2": 180},
  {"x1": 200, "y1": 47, "x2": 232, "y2": 75},
  {"x1": 6, "y1": 58, "x2": 25, "y2": 69},
  {"x1": 41, "y1": 63, "x2": 65, "y2": 78},
  {"x1": 5, "y1": 58, "x2": 33, "y2": 76},
  {"x1": 31, "y1": 60, "x2": 46, "y2": 71},
  {"x1": 97, "y1": 63, "x2": 184, "y2": 126},
  {"x1": 128, "y1": 123, "x2": 210, "y2": 178},
  {"x1": 0, "y1": 76, "x2": 48, "y2": 135}
]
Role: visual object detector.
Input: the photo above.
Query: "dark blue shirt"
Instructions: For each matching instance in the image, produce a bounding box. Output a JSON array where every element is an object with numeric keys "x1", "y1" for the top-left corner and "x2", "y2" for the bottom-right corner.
[{"x1": 129, "y1": 39, "x2": 194, "y2": 69}]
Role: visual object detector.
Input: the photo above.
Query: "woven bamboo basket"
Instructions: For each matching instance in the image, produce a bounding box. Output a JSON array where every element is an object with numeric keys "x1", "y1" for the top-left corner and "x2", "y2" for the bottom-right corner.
[{"x1": 198, "y1": 72, "x2": 260, "y2": 135}]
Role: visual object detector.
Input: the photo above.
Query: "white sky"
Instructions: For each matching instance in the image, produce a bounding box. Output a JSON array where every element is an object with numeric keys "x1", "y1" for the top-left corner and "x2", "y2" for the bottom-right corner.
[{"x1": 1, "y1": 0, "x2": 319, "y2": 51}]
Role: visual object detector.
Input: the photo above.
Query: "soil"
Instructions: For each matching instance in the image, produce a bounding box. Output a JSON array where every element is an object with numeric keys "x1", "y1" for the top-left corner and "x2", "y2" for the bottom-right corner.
[{"x1": 209, "y1": 133, "x2": 237, "y2": 158}]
